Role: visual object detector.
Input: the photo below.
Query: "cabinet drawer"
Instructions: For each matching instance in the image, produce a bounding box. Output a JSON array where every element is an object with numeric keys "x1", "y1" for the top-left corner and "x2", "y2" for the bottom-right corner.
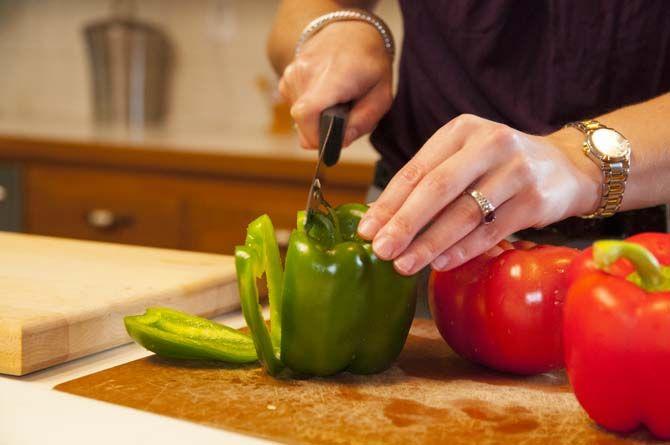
[{"x1": 25, "y1": 165, "x2": 182, "y2": 248}]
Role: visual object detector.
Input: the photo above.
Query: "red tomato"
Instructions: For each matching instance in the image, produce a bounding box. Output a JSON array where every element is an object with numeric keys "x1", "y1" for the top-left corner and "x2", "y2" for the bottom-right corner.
[{"x1": 429, "y1": 243, "x2": 579, "y2": 375}]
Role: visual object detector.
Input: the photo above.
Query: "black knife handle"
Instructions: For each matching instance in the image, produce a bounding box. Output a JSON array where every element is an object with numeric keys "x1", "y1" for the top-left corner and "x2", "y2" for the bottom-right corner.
[{"x1": 319, "y1": 103, "x2": 351, "y2": 167}]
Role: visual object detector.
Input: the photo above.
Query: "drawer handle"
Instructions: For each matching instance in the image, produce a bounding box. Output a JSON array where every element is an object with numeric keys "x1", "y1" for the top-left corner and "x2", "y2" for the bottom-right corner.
[
  {"x1": 0, "y1": 185, "x2": 6, "y2": 203},
  {"x1": 275, "y1": 228, "x2": 291, "y2": 248},
  {"x1": 86, "y1": 209, "x2": 133, "y2": 230}
]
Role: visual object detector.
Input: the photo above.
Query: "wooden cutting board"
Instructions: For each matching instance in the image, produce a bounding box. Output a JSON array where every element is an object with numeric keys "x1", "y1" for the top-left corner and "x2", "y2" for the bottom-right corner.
[
  {"x1": 0, "y1": 232, "x2": 239, "y2": 376},
  {"x1": 55, "y1": 320, "x2": 656, "y2": 444}
]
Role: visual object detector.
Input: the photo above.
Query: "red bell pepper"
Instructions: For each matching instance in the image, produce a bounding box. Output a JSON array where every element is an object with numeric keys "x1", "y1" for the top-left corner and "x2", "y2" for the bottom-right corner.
[
  {"x1": 564, "y1": 233, "x2": 670, "y2": 439},
  {"x1": 430, "y1": 241, "x2": 579, "y2": 375}
]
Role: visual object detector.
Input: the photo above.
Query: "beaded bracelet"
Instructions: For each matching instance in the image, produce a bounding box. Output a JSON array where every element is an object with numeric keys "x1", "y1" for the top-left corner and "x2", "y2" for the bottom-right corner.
[{"x1": 294, "y1": 9, "x2": 395, "y2": 60}]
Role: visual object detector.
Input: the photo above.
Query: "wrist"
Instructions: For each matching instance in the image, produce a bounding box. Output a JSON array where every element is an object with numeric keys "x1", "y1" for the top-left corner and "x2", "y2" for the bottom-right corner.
[
  {"x1": 295, "y1": 9, "x2": 395, "y2": 61},
  {"x1": 545, "y1": 128, "x2": 602, "y2": 217},
  {"x1": 300, "y1": 20, "x2": 388, "y2": 59}
]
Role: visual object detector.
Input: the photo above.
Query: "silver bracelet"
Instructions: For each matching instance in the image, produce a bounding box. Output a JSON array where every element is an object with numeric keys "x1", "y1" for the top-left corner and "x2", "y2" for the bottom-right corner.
[{"x1": 294, "y1": 9, "x2": 395, "y2": 60}]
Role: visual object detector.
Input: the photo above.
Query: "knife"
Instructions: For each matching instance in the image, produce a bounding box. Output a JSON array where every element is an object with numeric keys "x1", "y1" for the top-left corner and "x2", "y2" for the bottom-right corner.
[{"x1": 304, "y1": 103, "x2": 351, "y2": 229}]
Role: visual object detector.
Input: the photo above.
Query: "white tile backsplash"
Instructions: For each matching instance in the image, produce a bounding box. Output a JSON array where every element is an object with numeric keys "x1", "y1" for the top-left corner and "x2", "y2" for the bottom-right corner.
[{"x1": 0, "y1": 0, "x2": 402, "y2": 137}]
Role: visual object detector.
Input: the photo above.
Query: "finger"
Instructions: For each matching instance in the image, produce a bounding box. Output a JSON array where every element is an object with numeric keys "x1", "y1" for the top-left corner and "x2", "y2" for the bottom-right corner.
[
  {"x1": 372, "y1": 125, "x2": 520, "y2": 261},
  {"x1": 343, "y1": 80, "x2": 392, "y2": 147},
  {"x1": 296, "y1": 126, "x2": 311, "y2": 149},
  {"x1": 431, "y1": 196, "x2": 533, "y2": 271},
  {"x1": 279, "y1": 62, "x2": 305, "y2": 105},
  {"x1": 278, "y1": 74, "x2": 293, "y2": 104},
  {"x1": 392, "y1": 169, "x2": 521, "y2": 275},
  {"x1": 358, "y1": 114, "x2": 483, "y2": 240},
  {"x1": 291, "y1": 74, "x2": 361, "y2": 149}
]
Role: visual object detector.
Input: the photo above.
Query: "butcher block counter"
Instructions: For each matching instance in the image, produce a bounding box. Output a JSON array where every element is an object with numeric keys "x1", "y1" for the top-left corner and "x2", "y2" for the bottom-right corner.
[
  {"x1": 0, "y1": 120, "x2": 377, "y2": 255},
  {"x1": 0, "y1": 310, "x2": 270, "y2": 445}
]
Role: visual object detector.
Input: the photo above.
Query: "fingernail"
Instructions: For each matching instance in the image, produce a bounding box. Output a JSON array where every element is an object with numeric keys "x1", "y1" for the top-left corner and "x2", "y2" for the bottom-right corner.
[
  {"x1": 373, "y1": 236, "x2": 395, "y2": 259},
  {"x1": 357, "y1": 217, "x2": 379, "y2": 239},
  {"x1": 432, "y1": 254, "x2": 451, "y2": 270},
  {"x1": 394, "y1": 254, "x2": 416, "y2": 274}
]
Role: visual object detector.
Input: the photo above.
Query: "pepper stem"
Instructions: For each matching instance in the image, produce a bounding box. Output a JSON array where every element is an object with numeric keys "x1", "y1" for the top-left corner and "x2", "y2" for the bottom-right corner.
[{"x1": 593, "y1": 240, "x2": 662, "y2": 290}]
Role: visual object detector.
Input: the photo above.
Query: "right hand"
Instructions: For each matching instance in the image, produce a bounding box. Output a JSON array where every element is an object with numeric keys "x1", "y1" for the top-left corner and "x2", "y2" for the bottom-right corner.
[{"x1": 279, "y1": 20, "x2": 393, "y2": 149}]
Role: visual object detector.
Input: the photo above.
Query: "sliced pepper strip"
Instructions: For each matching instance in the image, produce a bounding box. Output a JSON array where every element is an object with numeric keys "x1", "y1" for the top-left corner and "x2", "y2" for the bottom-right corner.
[
  {"x1": 124, "y1": 307, "x2": 257, "y2": 363},
  {"x1": 243, "y1": 214, "x2": 284, "y2": 347},
  {"x1": 235, "y1": 215, "x2": 284, "y2": 376}
]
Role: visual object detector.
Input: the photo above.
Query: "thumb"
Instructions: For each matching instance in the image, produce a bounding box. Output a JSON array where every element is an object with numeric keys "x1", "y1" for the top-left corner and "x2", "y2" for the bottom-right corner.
[{"x1": 343, "y1": 80, "x2": 393, "y2": 147}]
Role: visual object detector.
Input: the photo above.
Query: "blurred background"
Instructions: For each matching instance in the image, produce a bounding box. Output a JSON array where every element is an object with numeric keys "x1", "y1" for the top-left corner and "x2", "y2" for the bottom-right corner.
[{"x1": 0, "y1": 0, "x2": 402, "y2": 255}]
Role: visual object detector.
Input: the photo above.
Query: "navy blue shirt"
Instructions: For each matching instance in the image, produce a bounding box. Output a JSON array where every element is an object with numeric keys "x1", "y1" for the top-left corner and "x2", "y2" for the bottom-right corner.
[{"x1": 372, "y1": 0, "x2": 670, "y2": 174}]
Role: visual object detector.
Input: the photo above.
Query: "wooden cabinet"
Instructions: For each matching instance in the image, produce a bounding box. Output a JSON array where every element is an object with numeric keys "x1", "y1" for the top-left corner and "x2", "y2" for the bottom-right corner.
[
  {"x1": 16, "y1": 149, "x2": 372, "y2": 255},
  {"x1": 25, "y1": 165, "x2": 184, "y2": 249}
]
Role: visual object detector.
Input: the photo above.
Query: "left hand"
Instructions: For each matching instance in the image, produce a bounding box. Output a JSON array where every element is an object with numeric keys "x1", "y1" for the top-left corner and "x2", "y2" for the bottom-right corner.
[{"x1": 357, "y1": 114, "x2": 602, "y2": 275}]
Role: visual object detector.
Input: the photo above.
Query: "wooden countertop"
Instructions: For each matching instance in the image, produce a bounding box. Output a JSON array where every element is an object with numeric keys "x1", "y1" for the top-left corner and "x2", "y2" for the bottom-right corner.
[
  {"x1": 0, "y1": 310, "x2": 267, "y2": 445},
  {"x1": 0, "y1": 120, "x2": 379, "y2": 186}
]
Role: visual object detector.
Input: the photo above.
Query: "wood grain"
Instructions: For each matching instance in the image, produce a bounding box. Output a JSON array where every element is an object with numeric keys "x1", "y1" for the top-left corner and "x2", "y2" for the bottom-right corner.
[
  {"x1": 24, "y1": 163, "x2": 368, "y2": 255},
  {"x1": 0, "y1": 232, "x2": 240, "y2": 376},
  {"x1": 55, "y1": 320, "x2": 656, "y2": 444}
]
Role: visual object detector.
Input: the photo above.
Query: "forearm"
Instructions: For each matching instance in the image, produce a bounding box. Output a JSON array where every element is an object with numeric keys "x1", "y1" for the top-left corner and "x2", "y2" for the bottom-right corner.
[
  {"x1": 550, "y1": 92, "x2": 670, "y2": 213},
  {"x1": 598, "y1": 93, "x2": 670, "y2": 209},
  {"x1": 267, "y1": 0, "x2": 377, "y2": 74}
]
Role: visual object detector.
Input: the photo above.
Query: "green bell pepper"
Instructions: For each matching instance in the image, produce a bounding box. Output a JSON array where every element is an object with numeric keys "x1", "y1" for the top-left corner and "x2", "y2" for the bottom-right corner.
[
  {"x1": 124, "y1": 199, "x2": 418, "y2": 378},
  {"x1": 280, "y1": 203, "x2": 418, "y2": 375}
]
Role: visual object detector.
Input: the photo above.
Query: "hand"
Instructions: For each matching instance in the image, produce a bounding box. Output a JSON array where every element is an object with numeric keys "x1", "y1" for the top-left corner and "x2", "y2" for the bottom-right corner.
[
  {"x1": 356, "y1": 114, "x2": 602, "y2": 275},
  {"x1": 279, "y1": 21, "x2": 392, "y2": 149}
]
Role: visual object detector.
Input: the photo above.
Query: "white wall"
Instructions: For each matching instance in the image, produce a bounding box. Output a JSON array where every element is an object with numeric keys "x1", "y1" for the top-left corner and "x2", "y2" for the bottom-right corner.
[{"x1": 0, "y1": 0, "x2": 402, "y2": 137}]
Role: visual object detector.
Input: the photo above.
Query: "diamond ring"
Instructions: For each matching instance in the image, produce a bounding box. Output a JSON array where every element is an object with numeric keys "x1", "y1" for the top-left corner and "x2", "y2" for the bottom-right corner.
[{"x1": 465, "y1": 188, "x2": 496, "y2": 225}]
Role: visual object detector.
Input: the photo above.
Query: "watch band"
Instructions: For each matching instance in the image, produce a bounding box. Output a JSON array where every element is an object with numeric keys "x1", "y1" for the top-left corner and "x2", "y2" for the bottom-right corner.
[
  {"x1": 566, "y1": 120, "x2": 630, "y2": 219},
  {"x1": 566, "y1": 120, "x2": 602, "y2": 134},
  {"x1": 294, "y1": 9, "x2": 395, "y2": 60}
]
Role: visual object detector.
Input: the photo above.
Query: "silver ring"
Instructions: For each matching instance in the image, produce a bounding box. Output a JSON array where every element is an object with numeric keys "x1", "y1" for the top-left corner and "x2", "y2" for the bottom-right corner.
[{"x1": 466, "y1": 188, "x2": 496, "y2": 225}]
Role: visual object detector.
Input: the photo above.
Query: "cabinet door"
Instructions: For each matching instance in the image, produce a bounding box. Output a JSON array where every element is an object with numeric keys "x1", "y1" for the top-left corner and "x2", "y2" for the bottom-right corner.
[
  {"x1": 25, "y1": 164, "x2": 182, "y2": 248},
  {"x1": 25, "y1": 163, "x2": 369, "y2": 254}
]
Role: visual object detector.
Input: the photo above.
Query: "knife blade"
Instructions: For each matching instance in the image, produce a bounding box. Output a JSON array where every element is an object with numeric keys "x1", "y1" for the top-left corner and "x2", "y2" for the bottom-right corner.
[{"x1": 304, "y1": 103, "x2": 350, "y2": 229}]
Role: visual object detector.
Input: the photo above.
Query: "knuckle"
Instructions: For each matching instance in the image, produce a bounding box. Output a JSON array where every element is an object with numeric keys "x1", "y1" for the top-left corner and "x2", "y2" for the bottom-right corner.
[
  {"x1": 526, "y1": 184, "x2": 546, "y2": 206},
  {"x1": 450, "y1": 245, "x2": 467, "y2": 263},
  {"x1": 422, "y1": 171, "x2": 448, "y2": 195},
  {"x1": 418, "y1": 236, "x2": 442, "y2": 260},
  {"x1": 277, "y1": 79, "x2": 291, "y2": 101},
  {"x1": 456, "y1": 197, "x2": 483, "y2": 223},
  {"x1": 457, "y1": 113, "x2": 478, "y2": 126},
  {"x1": 512, "y1": 154, "x2": 535, "y2": 178},
  {"x1": 388, "y1": 214, "x2": 414, "y2": 237},
  {"x1": 480, "y1": 223, "x2": 501, "y2": 246},
  {"x1": 290, "y1": 100, "x2": 313, "y2": 122},
  {"x1": 281, "y1": 63, "x2": 296, "y2": 80},
  {"x1": 450, "y1": 113, "x2": 477, "y2": 132},
  {"x1": 369, "y1": 201, "x2": 394, "y2": 222},
  {"x1": 399, "y1": 162, "x2": 424, "y2": 186},
  {"x1": 489, "y1": 126, "x2": 517, "y2": 148},
  {"x1": 291, "y1": 57, "x2": 312, "y2": 75}
]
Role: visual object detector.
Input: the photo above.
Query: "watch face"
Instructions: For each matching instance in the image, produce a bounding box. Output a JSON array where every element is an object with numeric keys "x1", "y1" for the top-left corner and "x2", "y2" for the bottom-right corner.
[{"x1": 589, "y1": 128, "x2": 631, "y2": 160}]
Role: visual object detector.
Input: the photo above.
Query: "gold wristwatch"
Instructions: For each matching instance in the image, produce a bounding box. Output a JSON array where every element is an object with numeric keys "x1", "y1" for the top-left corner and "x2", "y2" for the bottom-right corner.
[{"x1": 566, "y1": 120, "x2": 631, "y2": 219}]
